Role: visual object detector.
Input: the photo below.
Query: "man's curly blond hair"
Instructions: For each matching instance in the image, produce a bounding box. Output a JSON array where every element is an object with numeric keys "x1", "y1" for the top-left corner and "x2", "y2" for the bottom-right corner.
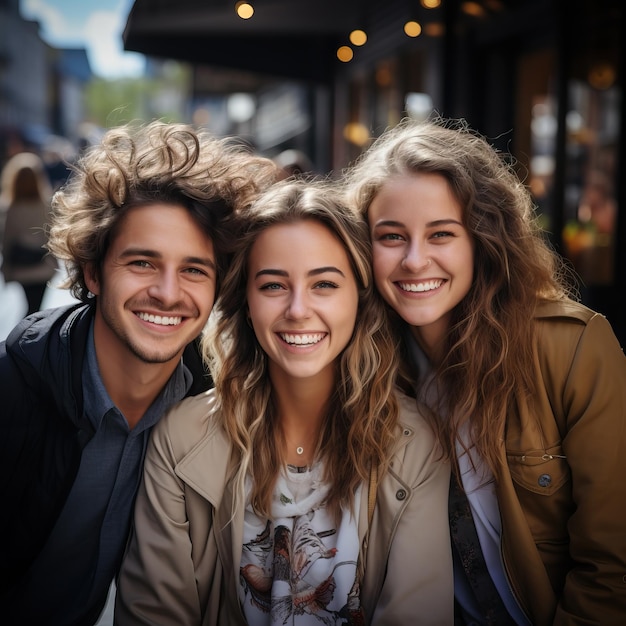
[{"x1": 47, "y1": 120, "x2": 278, "y2": 302}]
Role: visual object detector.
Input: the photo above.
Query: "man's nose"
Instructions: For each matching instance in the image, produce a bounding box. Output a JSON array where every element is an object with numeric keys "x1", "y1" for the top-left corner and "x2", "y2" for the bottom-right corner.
[{"x1": 147, "y1": 270, "x2": 183, "y2": 305}]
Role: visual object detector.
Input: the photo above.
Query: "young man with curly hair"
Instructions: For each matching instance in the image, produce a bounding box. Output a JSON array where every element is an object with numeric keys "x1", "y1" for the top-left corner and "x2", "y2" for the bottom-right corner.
[{"x1": 0, "y1": 121, "x2": 277, "y2": 625}]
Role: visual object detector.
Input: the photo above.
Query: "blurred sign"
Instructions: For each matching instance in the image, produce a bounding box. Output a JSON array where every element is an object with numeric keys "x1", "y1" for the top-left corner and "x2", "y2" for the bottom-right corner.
[{"x1": 254, "y1": 84, "x2": 310, "y2": 150}]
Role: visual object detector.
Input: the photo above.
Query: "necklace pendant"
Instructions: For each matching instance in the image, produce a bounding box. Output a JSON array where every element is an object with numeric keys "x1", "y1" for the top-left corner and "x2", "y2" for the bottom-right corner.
[{"x1": 296, "y1": 446, "x2": 304, "y2": 455}]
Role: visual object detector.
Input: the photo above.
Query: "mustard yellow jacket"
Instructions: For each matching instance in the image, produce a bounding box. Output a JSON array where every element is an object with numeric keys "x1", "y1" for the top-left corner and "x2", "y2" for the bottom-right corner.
[
  {"x1": 497, "y1": 299, "x2": 626, "y2": 625},
  {"x1": 115, "y1": 389, "x2": 454, "y2": 625}
]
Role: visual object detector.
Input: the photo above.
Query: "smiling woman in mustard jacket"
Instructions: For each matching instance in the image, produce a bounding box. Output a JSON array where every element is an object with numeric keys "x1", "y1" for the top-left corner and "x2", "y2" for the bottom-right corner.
[{"x1": 343, "y1": 117, "x2": 626, "y2": 626}]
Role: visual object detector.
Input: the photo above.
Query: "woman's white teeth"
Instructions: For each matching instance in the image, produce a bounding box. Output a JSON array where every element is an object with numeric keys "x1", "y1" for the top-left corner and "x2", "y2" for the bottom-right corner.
[
  {"x1": 137, "y1": 312, "x2": 182, "y2": 325},
  {"x1": 280, "y1": 333, "x2": 325, "y2": 345},
  {"x1": 399, "y1": 279, "x2": 443, "y2": 292}
]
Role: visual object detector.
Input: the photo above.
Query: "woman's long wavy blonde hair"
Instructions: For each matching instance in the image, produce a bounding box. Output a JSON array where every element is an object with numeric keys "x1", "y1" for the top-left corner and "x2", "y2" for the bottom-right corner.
[
  {"x1": 343, "y1": 117, "x2": 576, "y2": 476},
  {"x1": 203, "y1": 179, "x2": 400, "y2": 520}
]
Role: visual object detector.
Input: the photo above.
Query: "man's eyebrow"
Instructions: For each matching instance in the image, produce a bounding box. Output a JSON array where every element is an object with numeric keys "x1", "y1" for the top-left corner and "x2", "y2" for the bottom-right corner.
[
  {"x1": 119, "y1": 249, "x2": 216, "y2": 270},
  {"x1": 186, "y1": 256, "x2": 216, "y2": 270}
]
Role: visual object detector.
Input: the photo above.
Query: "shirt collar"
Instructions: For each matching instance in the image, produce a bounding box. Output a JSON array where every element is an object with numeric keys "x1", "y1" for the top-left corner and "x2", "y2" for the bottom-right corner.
[{"x1": 82, "y1": 322, "x2": 193, "y2": 432}]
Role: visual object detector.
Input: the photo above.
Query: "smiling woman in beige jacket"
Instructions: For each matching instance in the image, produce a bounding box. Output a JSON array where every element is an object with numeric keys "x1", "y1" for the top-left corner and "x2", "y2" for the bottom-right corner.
[
  {"x1": 115, "y1": 180, "x2": 453, "y2": 625},
  {"x1": 115, "y1": 389, "x2": 451, "y2": 625}
]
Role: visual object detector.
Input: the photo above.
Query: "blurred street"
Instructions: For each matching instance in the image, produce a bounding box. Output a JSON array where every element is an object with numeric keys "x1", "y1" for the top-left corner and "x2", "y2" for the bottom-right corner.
[{"x1": 0, "y1": 262, "x2": 78, "y2": 342}]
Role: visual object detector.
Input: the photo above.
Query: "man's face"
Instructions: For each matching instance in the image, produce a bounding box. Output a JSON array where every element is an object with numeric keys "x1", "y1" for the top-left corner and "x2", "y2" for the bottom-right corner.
[{"x1": 85, "y1": 203, "x2": 216, "y2": 370}]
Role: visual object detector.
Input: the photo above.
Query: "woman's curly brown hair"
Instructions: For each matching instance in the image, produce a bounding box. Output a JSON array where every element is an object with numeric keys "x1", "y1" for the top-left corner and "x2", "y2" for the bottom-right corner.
[{"x1": 343, "y1": 116, "x2": 576, "y2": 474}]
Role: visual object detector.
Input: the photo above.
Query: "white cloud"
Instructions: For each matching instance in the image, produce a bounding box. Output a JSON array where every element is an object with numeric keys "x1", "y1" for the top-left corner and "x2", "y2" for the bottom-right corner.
[
  {"x1": 84, "y1": 9, "x2": 145, "y2": 78},
  {"x1": 21, "y1": 0, "x2": 145, "y2": 79},
  {"x1": 23, "y1": 0, "x2": 79, "y2": 42}
]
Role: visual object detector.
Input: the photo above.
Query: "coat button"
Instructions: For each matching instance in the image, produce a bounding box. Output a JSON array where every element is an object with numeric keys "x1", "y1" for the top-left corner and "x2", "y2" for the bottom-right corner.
[
  {"x1": 538, "y1": 474, "x2": 552, "y2": 487},
  {"x1": 396, "y1": 489, "x2": 407, "y2": 501}
]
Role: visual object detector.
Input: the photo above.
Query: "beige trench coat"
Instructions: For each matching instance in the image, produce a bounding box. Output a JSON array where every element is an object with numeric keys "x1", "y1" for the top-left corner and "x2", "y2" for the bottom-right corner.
[{"x1": 115, "y1": 390, "x2": 453, "y2": 625}]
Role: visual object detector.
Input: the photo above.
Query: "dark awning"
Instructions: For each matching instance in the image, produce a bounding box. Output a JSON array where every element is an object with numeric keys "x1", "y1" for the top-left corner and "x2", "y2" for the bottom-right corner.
[{"x1": 123, "y1": 0, "x2": 362, "y2": 83}]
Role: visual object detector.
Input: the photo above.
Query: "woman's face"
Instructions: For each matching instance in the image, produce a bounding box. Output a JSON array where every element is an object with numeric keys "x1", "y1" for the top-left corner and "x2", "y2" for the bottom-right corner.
[
  {"x1": 368, "y1": 172, "x2": 474, "y2": 355},
  {"x1": 246, "y1": 219, "x2": 359, "y2": 385}
]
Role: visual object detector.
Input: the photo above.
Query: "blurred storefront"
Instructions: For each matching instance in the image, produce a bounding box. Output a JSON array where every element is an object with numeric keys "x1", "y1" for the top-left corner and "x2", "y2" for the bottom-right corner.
[{"x1": 124, "y1": 0, "x2": 624, "y2": 346}]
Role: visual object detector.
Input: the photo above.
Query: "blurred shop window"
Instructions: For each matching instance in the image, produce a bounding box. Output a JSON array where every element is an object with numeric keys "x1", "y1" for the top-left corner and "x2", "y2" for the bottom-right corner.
[
  {"x1": 561, "y1": 79, "x2": 619, "y2": 287},
  {"x1": 563, "y1": 170, "x2": 617, "y2": 286},
  {"x1": 528, "y1": 97, "x2": 558, "y2": 233}
]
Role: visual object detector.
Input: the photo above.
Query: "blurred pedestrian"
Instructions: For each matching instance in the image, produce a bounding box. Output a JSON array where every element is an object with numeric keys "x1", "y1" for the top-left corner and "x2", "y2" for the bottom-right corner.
[
  {"x1": 0, "y1": 151, "x2": 57, "y2": 315},
  {"x1": 0, "y1": 120, "x2": 277, "y2": 625}
]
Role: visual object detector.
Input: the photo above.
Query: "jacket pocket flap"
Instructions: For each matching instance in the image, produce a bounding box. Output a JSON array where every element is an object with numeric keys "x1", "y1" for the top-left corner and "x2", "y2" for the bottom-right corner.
[{"x1": 506, "y1": 444, "x2": 570, "y2": 495}]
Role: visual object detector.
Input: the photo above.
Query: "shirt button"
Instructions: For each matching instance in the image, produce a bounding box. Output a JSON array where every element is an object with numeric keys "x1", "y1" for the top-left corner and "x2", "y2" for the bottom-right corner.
[
  {"x1": 396, "y1": 489, "x2": 407, "y2": 501},
  {"x1": 538, "y1": 474, "x2": 552, "y2": 487}
]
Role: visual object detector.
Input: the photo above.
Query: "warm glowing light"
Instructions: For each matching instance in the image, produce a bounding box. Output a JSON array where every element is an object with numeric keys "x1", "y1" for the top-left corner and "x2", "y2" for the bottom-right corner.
[
  {"x1": 376, "y1": 66, "x2": 393, "y2": 87},
  {"x1": 421, "y1": 0, "x2": 441, "y2": 7},
  {"x1": 337, "y1": 46, "x2": 354, "y2": 62},
  {"x1": 404, "y1": 21, "x2": 422, "y2": 37},
  {"x1": 349, "y1": 29, "x2": 368, "y2": 46},
  {"x1": 343, "y1": 122, "x2": 371, "y2": 147},
  {"x1": 424, "y1": 22, "x2": 445, "y2": 36},
  {"x1": 588, "y1": 63, "x2": 616, "y2": 90},
  {"x1": 235, "y1": 2, "x2": 254, "y2": 19},
  {"x1": 461, "y1": 2, "x2": 486, "y2": 17}
]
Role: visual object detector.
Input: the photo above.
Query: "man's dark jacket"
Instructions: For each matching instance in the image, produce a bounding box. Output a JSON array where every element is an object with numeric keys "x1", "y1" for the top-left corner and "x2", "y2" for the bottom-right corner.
[{"x1": 0, "y1": 302, "x2": 211, "y2": 595}]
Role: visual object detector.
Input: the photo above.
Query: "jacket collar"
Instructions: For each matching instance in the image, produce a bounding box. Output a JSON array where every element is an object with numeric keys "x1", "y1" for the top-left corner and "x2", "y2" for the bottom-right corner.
[
  {"x1": 174, "y1": 414, "x2": 246, "y2": 620},
  {"x1": 175, "y1": 414, "x2": 233, "y2": 505},
  {"x1": 7, "y1": 302, "x2": 94, "y2": 428}
]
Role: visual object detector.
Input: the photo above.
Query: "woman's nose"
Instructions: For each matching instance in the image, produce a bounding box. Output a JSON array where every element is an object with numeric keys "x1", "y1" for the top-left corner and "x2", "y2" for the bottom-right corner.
[
  {"x1": 401, "y1": 243, "x2": 432, "y2": 272},
  {"x1": 285, "y1": 289, "x2": 311, "y2": 319}
]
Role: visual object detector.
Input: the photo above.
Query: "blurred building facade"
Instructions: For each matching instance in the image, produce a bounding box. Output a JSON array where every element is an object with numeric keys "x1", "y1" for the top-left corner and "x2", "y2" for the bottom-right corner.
[
  {"x1": 124, "y1": 0, "x2": 625, "y2": 347},
  {"x1": 0, "y1": 0, "x2": 92, "y2": 166}
]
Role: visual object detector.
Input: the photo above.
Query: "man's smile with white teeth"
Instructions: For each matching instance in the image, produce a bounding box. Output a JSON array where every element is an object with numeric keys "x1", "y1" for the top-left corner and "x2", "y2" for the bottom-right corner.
[
  {"x1": 279, "y1": 332, "x2": 326, "y2": 346},
  {"x1": 136, "y1": 312, "x2": 183, "y2": 326},
  {"x1": 397, "y1": 279, "x2": 443, "y2": 293}
]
